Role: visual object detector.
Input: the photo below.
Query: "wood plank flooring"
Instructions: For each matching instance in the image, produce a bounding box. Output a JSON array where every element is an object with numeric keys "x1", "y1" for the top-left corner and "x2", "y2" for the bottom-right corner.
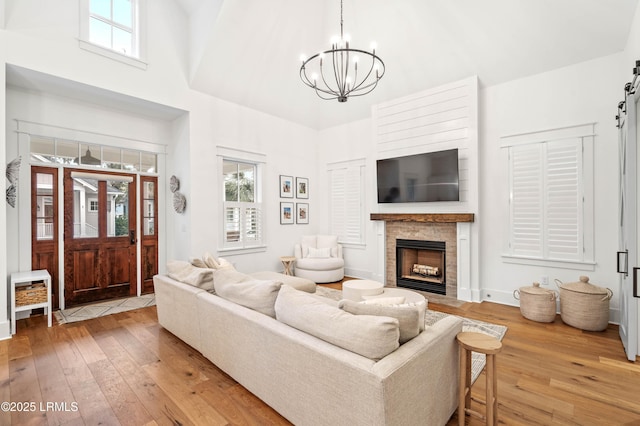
[{"x1": 2, "y1": 284, "x2": 640, "y2": 425}]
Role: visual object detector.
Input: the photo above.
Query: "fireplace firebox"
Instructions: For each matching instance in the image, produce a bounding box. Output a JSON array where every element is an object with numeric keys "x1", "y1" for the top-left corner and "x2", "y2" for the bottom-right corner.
[{"x1": 396, "y1": 239, "x2": 446, "y2": 295}]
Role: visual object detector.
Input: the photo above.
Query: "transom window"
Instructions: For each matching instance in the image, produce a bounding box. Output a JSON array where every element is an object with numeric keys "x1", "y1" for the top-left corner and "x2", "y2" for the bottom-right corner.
[{"x1": 30, "y1": 136, "x2": 157, "y2": 174}]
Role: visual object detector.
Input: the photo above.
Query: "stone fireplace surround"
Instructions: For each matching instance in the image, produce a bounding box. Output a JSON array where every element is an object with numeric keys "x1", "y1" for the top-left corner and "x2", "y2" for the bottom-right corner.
[{"x1": 371, "y1": 213, "x2": 475, "y2": 300}]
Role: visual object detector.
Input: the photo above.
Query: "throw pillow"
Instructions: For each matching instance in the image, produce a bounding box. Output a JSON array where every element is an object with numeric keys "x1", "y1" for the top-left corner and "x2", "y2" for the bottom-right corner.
[
  {"x1": 213, "y1": 268, "x2": 254, "y2": 286},
  {"x1": 275, "y1": 285, "x2": 400, "y2": 360},
  {"x1": 214, "y1": 278, "x2": 283, "y2": 318},
  {"x1": 307, "y1": 247, "x2": 331, "y2": 258},
  {"x1": 217, "y1": 257, "x2": 235, "y2": 270},
  {"x1": 166, "y1": 260, "x2": 214, "y2": 291},
  {"x1": 202, "y1": 252, "x2": 220, "y2": 269},
  {"x1": 338, "y1": 299, "x2": 421, "y2": 344},
  {"x1": 190, "y1": 257, "x2": 208, "y2": 268}
]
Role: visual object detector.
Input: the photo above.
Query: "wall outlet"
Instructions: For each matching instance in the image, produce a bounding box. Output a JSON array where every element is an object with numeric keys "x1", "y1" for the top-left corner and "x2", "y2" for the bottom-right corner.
[{"x1": 541, "y1": 276, "x2": 549, "y2": 286}]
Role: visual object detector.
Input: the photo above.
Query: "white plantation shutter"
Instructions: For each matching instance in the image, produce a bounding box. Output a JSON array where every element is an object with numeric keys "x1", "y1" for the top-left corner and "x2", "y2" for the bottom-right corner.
[
  {"x1": 329, "y1": 159, "x2": 365, "y2": 244},
  {"x1": 545, "y1": 141, "x2": 581, "y2": 260},
  {"x1": 508, "y1": 138, "x2": 584, "y2": 262},
  {"x1": 510, "y1": 144, "x2": 544, "y2": 257},
  {"x1": 223, "y1": 202, "x2": 263, "y2": 248}
]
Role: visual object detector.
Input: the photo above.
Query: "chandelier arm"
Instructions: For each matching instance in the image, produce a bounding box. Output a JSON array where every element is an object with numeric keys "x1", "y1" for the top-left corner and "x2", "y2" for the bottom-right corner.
[
  {"x1": 319, "y1": 61, "x2": 338, "y2": 94},
  {"x1": 346, "y1": 57, "x2": 375, "y2": 95},
  {"x1": 332, "y1": 48, "x2": 344, "y2": 96},
  {"x1": 299, "y1": 66, "x2": 316, "y2": 88}
]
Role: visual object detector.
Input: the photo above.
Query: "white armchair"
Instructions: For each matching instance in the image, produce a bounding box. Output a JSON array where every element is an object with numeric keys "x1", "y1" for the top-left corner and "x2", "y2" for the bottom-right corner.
[{"x1": 294, "y1": 235, "x2": 345, "y2": 283}]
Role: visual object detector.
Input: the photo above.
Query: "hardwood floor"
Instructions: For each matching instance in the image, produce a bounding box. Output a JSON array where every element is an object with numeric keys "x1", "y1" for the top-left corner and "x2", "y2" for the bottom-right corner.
[{"x1": 3, "y1": 285, "x2": 640, "y2": 425}]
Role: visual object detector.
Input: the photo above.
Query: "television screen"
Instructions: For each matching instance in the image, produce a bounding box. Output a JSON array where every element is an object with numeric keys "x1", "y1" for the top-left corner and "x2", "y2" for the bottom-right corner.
[{"x1": 377, "y1": 149, "x2": 459, "y2": 203}]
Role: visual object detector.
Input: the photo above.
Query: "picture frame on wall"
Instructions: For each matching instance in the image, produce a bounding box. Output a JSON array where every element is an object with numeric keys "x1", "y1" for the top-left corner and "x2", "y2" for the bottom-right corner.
[
  {"x1": 280, "y1": 202, "x2": 294, "y2": 224},
  {"x1": 296, "y1": 203, "x2": 309, "y2": 224},
  {"x1": 296, "y1": 177, "x2": 309, "y2": 199},
  {"x1": 280, "y1": 175, "x2": 294, "y2": 198}
]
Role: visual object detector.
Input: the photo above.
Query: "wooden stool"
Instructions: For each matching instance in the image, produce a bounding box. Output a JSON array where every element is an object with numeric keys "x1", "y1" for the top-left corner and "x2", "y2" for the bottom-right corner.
[{"x1": 457, "y1": 332, "x2": 503, "y2": 426}]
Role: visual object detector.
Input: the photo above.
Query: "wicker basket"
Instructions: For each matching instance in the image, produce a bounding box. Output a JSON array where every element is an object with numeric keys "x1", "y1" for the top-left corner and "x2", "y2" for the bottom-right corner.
[
  {"x1": 514, "y1": 282, "x2": 558, "y2": 323},
  {"x1": 15, "y1": 282, "x2": 47, "y2": 307},
  {"x1": 556, "y1": 276, "x2": 612, "y2": 331}
]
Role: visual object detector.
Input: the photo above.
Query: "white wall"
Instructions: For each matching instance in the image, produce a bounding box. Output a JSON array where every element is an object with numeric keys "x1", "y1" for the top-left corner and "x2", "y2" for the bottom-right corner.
[
  {"x1": 317, "y1": 118, "x2": 378, "y2": 280},
  {"x1": 479, "y1": 53, "x2": 623, "y2": 319}
]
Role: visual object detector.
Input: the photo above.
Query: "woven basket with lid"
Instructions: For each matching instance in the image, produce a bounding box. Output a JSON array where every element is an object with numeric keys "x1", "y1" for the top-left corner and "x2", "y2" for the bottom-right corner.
[
  {"x1": 556, "y1": 276, "x2": 612, "y2": 331},
  {"x1": 514, "y1": 282, "x2": 558, "y2": 323}
]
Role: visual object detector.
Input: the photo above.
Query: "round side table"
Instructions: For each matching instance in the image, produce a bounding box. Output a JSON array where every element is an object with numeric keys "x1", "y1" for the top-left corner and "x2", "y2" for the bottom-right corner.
[
  {"x1": 280, "y1": 256, "x2": 297, "y2": 276},
  {"x1": 342, "y1": 279, "x2": 384, "y2": 301},
  {"x1": 456, "y1": 331, "x2": 503, "y2": 426}
]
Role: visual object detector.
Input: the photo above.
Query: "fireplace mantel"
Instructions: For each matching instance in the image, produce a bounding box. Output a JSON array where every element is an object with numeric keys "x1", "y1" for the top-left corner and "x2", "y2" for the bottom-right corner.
[{"x1": 370, "y1": 213, "x2": 474, "y2": 223}]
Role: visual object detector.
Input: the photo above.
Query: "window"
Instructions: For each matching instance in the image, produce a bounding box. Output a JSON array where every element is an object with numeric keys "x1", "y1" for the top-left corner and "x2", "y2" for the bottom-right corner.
[
  {"x1": 79, "y1": 0, "x2": 147, "y2": 67},
  {"x1": 328, "y1": 159, "x2": 366, "y2": 245},
  {"x1": 89, "y1": 0, "x2": 137, "y2": 56},
  {"x1": 89, "y1": 199, "x2": 99, "y2": 212},
  {"x1": 222, "y1": 159, "x2": 263, "y2": 250},
  {"x1": 502, "y1": 124, "x2": 595, "y2": 267}
]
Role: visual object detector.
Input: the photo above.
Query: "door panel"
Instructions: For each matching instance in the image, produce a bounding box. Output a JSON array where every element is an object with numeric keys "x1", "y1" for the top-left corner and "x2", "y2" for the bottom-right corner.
[
  {"x1": 31, "y1": 166, "x2": 59, "y2": 308},
  {"x1": 64, "y1": 169, "x2": 137, "y2": 307},
  {"x1": 72, "y1": 248, "x2": 100, "y2": 291},
  {"x1": 618, "y1": 91, "x2": 639, "y2": 361},
  {"x1": 140, "y1": 176, "x2": 158, "y2": 294}
]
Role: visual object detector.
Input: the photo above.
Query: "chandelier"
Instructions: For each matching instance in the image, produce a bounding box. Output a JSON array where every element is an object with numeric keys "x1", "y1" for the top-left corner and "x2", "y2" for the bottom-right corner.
[{"x1": 299, "y1": 0, "x2": 385, "y2": 102}]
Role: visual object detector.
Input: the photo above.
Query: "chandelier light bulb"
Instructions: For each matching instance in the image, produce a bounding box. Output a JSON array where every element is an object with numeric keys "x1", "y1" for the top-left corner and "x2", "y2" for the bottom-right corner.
[{"x1": 370, "y1": 41, "x2": 377, "y2": 52}]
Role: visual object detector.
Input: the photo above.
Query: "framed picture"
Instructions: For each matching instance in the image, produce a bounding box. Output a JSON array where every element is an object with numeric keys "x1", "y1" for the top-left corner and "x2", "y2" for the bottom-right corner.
[
  {"x1": 280, "y1": 202, "x2": 294, "y2": 224},
  {"x1": 296, "y1": 177, "x2": 309, "y2": 199},
  {"x1": 280, "y1": 175, "x2": 294, "y2": 198},
  {"x1": 296, "y1": 203, "x2": 309, "y2": 224}
]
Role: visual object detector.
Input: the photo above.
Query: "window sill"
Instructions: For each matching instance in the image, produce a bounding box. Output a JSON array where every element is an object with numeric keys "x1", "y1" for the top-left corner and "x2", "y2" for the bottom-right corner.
[
  {"x1": 217, "y1": 245, "x2": 267, "y2": 256},
  {"x1": 78, "y1": 40, "x2": 148, "y2": 70},
  {"x1": 501, "y1": 254, "x2": 596, "y2": 271}
]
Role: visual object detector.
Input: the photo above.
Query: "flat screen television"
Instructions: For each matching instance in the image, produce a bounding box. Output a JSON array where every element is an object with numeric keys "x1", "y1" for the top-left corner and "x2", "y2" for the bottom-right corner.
[{"x1": 377, "y1": 149, "x2": 459, "y2": 203}]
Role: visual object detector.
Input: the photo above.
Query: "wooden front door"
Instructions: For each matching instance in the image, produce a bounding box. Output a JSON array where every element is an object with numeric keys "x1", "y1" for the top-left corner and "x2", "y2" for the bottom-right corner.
[
  {"x1": 63, "y1": 169, "x2": 137, "y2": 307},
  {"x1": 140, "y1": 176, "x2": 158, "y2": 294},
  {"x1": 31, "y1": 166, "x2": 60, "y2": 308}
]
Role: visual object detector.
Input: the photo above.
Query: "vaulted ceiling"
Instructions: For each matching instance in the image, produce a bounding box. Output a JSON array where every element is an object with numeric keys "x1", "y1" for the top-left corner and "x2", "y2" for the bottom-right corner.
[{"x1": 180, "y1": 1, "x2": 638, "y2": 129}]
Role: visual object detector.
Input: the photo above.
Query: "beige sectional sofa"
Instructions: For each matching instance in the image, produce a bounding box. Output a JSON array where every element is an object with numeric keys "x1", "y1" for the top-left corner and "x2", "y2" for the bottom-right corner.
[{"x1": 154, "y1": 272, "x2": 463, "y2": 426}]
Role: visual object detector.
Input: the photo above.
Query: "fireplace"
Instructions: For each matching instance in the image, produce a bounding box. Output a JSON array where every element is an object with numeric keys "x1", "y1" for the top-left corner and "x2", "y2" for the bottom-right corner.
[{"x1": 396, "y1": 239, "x2": 446, "y2": 294}]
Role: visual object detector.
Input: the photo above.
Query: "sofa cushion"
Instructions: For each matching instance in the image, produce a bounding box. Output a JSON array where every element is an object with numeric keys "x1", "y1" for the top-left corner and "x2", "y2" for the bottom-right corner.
[
  {"x1": 338, "y1": 299, "x2": 421, "y2": 344},
  {"x1": 166, "y1": 260, "x2": 214, "y2": 291},
  {"x1": 295, "y1": 257, "x2": 345, "y2": 271},
  {"x1": 275, "y1": 285, "x2": 399, "y2": 360},
  {"x1": 214, "y1": 278, "x2": 283, "y2": 318}
]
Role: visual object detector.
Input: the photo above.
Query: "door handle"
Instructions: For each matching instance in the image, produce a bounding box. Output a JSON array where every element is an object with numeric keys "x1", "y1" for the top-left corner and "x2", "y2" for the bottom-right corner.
[
  {"x1": 634, "y1": 267, "x2": 640, "y2": 298},
  {"x1": 130, "y1": 230, "x2": 136, "y2": 245},
  {"x1": 618, "y1": 250, "x2": 629, "y2": 276}
]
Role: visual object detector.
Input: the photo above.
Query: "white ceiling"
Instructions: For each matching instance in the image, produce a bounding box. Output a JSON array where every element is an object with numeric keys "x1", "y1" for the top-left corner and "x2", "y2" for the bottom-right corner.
[{"x1": 179, "y1": 0, "x2": 639, "y2": 130}]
